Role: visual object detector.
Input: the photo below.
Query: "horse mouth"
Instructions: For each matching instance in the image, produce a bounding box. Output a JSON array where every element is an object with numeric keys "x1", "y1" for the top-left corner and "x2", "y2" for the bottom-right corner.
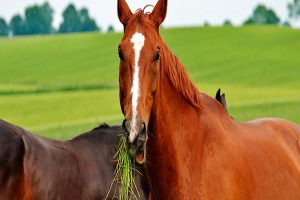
[{"x1": 134, "y1": 143, "x2": 146, "y2": 165}]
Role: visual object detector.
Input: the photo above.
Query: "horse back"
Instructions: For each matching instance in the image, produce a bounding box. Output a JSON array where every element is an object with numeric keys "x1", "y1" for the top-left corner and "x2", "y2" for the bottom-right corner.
[
  {"x1": 247, "y1": 118, "x2": 300, "y2": 159},
  {"x1": 202, "y1": 117, "x2": 300, "y2": 200}
]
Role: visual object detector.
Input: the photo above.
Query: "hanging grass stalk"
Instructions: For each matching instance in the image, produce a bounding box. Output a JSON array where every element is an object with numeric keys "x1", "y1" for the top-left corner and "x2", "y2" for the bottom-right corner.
[{"x1": 112, "y1": 134, "x2": 140, "y2": 200}]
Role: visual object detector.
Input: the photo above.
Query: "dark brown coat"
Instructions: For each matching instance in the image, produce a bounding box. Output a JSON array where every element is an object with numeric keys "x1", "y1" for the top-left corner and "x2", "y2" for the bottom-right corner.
[{"x1": 0, "y1": 120, "x2": 148, "y2": 200}]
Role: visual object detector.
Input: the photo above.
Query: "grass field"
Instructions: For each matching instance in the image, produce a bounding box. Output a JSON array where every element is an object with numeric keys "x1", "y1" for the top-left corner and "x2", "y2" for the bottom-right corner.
[{"x1": 0, "y1": 26, "x2": 299, "y2": 140}]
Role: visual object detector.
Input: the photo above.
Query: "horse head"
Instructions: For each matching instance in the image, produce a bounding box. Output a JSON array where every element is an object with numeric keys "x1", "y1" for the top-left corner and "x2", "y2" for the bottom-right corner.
[{"x1": 117, "y1": 0, "x2": 168, "y2": 164}]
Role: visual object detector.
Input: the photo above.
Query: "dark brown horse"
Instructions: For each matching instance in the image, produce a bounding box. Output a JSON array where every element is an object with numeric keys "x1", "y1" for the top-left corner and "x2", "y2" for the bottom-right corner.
[
  {"x1": 0, "y1": 119, "x2": 149, "y2": 200},
  {"x1": 117, "y1": 0, "x2": 300, "y2": 199}
]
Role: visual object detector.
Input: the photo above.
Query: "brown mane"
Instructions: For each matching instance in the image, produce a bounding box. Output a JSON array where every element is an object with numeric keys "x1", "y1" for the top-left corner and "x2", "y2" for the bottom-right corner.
[{"x1": 161, "y1": 42, "x2": 202, "y2": 108}]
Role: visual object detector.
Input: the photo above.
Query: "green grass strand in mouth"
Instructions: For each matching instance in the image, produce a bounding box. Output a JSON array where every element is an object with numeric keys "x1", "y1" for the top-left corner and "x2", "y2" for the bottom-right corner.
[{"x1": 112, "y1": 134, "x2": 140, "y2": 200}]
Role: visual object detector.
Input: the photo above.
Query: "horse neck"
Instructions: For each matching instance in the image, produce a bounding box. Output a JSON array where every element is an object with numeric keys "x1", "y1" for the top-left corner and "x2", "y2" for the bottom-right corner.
[
  {"x1": 70, "y1": 128, "x2": 119, "y2": 156},
  {"x1": 150, "y1": 40, "x2": 203, "y2": 137},
  {"x1": 146, "y1": 43, "x2": 211, "y2": 197}
]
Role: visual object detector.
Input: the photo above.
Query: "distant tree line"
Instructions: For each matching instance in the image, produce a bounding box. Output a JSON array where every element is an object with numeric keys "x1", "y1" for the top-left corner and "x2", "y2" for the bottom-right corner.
[
  {"x1": 59, "y1": 4, "x2": 99, "y2": 33},
  {"x1": 244, "y1": 4, "x2": 280, "y2": 25},
  {"x1": 0, "y1": 18, "x2": 8, "y2": 36},
  {"x1": 0, "y1": 2, "x2": 115, "y2": 37},
  {"x1": 1, "y1": 0, "x2": 300, "y2": 36},
  {"x1": 288, "y1": 0, "x2": 300, "y2": 20},
  {"x1": 221, "y1": 1, "x2": 300, "y2": 27}
]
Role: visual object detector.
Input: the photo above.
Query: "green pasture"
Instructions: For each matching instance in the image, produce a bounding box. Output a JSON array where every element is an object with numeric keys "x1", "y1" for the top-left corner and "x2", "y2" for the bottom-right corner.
[{"x1": 0, "y1": 26, "x2": 299, "y2": 139}]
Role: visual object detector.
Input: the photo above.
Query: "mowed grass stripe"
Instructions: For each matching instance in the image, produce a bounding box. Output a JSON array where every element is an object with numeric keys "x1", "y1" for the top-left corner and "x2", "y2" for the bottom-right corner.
[
  {"x1": 0, "y1": 26, "x2": 299, "y2": 90},
  {"x1": 231, "y1": 100, "x2": 300, "y2": 125},
  {"x1": 0, "y1": 89, "x2": 121, "y2": 128},
  {"x1": 29, "y1": 97, "x2": 299, "y2": 131},
  {"x1": 0, "y1": 84, "x2": 298, "y2": 139},
  {"x1": 29, "y1": 114, "x2": 122, "y2": 132},
  {"x1": 29, "y1": 114, "x2": 123, "y2": 140},
  {"x1": 0, "y1": 32, "x2": 121, "y2": 87},
  {"x1": 230, "y1": 97, "x2": 300, "y2": 107}
]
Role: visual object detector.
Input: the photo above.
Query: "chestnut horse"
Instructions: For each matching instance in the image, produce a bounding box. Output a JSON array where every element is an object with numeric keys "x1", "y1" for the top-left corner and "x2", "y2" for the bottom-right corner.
[
  {"x1": 0, "y1": 119, "x2": 149, "y2": 200},
  {"x1": 117, "y1": 0, "x2": 300, "y2": 199}
]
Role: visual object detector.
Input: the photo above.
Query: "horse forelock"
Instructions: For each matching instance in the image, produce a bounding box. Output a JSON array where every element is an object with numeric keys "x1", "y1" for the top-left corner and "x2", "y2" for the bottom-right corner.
[
  {"x1": 126, "y1": 7, "x2": 156, "y2": 30},
  {"x1": 134, "y1": 5, "x2": 155, "y2": 16},
  {"x1": 130, "y1": 9, "x2": 146, "y2": 26}
]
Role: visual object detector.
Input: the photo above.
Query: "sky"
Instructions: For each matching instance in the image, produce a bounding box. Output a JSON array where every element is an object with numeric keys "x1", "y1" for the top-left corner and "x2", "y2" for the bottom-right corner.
[{"x1": 0, "y1": 0, "x2": 297, "y2": 31}]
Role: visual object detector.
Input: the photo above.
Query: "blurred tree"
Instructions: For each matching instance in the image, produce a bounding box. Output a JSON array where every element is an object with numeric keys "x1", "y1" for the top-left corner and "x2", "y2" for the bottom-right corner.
[
  {"x1": 223, "y1": 19, "x2": 232, "y2": 26},
  {"x1": 0, "y1": 17, "x2": 8, "y2": 36},
  {"x1": 42, "y1": 2, "x2": 55, "y2": 33},
  {"x1": 244, "y1": 4, "x2": 280, "y2": 25},
  {"x1": 283, "y1": 20, "x2": 291, "y2": 27},
  {"x1": 203, "y1": 21, "x2": 210, "y2": 27},
  {"x1": 59, "y1": 4, "x2": 81, "y2": 33},
  {"x1": 107, "y1": 24, "x2": 115, "y2": 32},
  {"x1": 288, "y1": 0, "x2": 300, "y2": 19},
  {"x1": 10, "y1": 15, "x2": 27, "y2": 35},
  {"x1": 25, "y1": 2, "x2": 54, "y2": 35},
  {"x1": 79, "y1": 8, "x2": 99, "y2": 32}
]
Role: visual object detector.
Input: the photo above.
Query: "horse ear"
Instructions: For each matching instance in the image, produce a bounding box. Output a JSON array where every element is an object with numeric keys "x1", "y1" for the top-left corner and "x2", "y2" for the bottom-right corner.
[
  {"x1": 150, "y1": 0, "x2": 168, "y2": 27},
  {"x1": 118, "y1": 0, "x2": 133, "y2": 25},
  {"x1": 215, "y1": 88, "x2": 221, "y2": 101},
  {"x1": 221, "y1": 93, "x2": 228, "y2": 112}
]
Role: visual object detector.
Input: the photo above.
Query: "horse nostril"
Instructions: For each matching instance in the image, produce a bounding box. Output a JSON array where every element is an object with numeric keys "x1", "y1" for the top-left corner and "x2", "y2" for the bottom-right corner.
[
  {"x1": 140, "y1": 122, "x2": 146, "y2": 132},
  {"x1": 137, "y1": 134, "x2": 146, "y2": 147},
  {"x1": 137, "y1": 122, "x2": 146, "y2": 147}
]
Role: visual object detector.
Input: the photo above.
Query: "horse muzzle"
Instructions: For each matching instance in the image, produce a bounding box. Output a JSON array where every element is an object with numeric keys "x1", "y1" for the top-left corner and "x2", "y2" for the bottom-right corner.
[{"x1": 122, "y1": 119, "x2": 147, "y2": 165}]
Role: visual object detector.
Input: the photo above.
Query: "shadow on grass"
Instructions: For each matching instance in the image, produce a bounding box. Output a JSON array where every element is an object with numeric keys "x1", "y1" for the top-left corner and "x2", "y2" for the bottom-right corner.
[{"x1": 0, "y1": 83, "x2": 116, "y2": 96}]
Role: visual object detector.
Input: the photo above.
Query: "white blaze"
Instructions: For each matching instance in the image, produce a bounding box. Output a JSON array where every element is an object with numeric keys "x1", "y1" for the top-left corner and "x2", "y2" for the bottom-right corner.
[{"x1": 129, "y1": 32, "x2": 145, "y2": 142}]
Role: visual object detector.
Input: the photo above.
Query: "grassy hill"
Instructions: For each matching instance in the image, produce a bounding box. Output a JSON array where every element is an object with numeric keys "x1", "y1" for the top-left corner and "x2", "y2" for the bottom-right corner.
[{"x1": 0, "y1": 26, "x2": 299, "y2": 139}]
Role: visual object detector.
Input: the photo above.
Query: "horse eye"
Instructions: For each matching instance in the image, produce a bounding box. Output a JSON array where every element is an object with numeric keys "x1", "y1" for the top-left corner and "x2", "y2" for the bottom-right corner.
[{"x1": 154, "y1": 51, "x2": 160, "y2": 62}]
